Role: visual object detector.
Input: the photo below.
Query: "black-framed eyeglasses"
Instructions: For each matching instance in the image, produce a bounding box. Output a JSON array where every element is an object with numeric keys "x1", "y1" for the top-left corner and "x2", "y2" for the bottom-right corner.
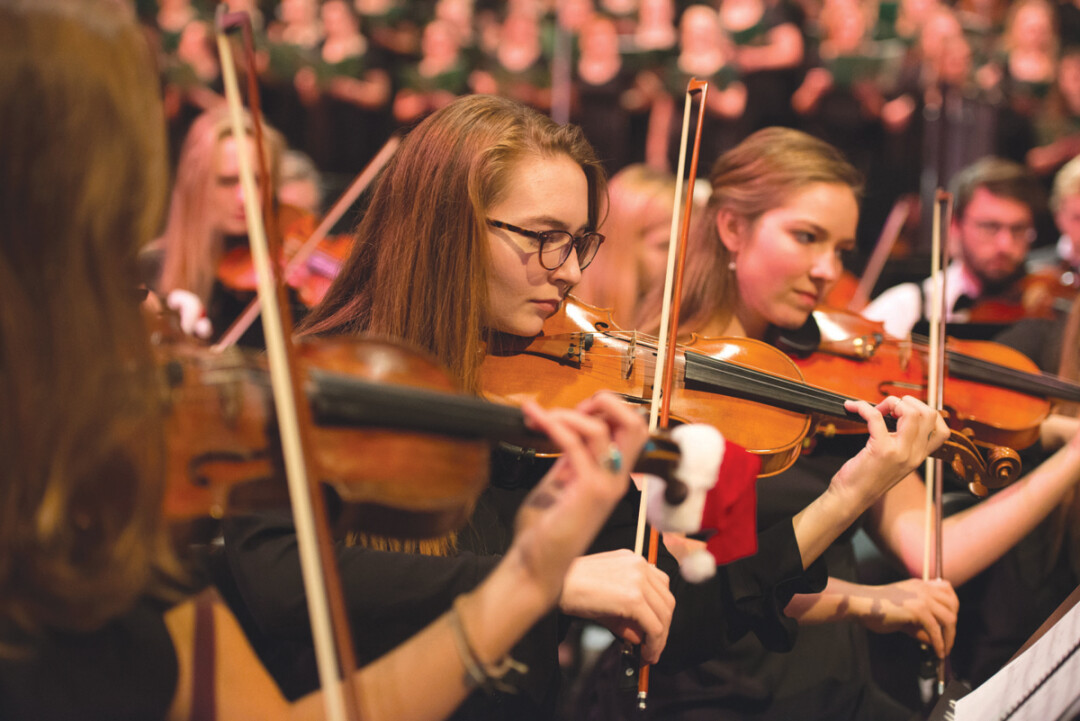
[{"x1": 487, "y1": 219, "x2": 605, "y2": 270}]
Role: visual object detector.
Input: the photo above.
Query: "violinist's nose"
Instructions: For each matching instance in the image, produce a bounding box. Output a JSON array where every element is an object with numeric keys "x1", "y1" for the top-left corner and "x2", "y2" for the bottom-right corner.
[
  {"x1": 553, "y1": 247, "x2": 584, "y2": 287},
  {"x1": 810, "y1": 246, "x2": 841, "y2": 284}
]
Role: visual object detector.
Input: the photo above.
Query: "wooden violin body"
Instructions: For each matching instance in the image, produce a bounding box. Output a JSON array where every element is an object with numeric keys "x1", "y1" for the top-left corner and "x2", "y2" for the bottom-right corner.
[
  {"x1": 952, "y1": 269, "x2": 1078, "y2": 324},
  {"x1": 215, "y1": 203, "x2": 354, "y2": 308},
  {"x1": 159, "y1": 335, "x2": 490, "y2": 537},
  {"x1": 481, "y1": 297, "x2": 1020, "y2": 494},
  {"x1": 483, "y1": 297, "x2": 810, "y2": 476}
]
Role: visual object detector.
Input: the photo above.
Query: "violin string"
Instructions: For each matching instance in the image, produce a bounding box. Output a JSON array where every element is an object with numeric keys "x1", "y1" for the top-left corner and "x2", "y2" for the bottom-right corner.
[
  {"x1": 948, "y1": 353, "x2": 1080, "y2": 398},
  {"x1": 908, "y1": 334, "x2": 1080, "y2": 400},
  {"x1": 681, "y1": 349, "x2": 860, "y2": 419},
  {"x1": 602, "y1": 329, "x2": 861, "y2": 420}
]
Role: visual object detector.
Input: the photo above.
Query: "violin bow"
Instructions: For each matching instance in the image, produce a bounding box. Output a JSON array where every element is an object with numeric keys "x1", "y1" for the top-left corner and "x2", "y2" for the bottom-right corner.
[
  {"x1": 215, "y1": 10, "x2": 361, "y2": 721},
  {"x1": 921, "y1": 189, "x2": 953, "y2": 700},
  {"x1": 212, "y1": 134, "x2": 401, "y2": 352},
  {"x1": 633, "y1": 77, "x2": 709, "y2": 710}
]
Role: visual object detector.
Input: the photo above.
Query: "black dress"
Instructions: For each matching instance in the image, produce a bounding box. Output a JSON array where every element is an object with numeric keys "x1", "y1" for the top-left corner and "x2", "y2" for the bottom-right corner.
[
  {"x1": 220, "y1": 447, "x2": 825, "y2": 721},
  {"x1": 0, "y1": 599, "x2": 178, "y2": 721}
]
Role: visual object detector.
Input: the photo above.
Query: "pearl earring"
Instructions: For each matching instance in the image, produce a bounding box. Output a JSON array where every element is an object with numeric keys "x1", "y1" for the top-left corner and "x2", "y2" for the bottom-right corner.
[{"x1": 728, "y1": 259, "x2": 736, "y2": 271}]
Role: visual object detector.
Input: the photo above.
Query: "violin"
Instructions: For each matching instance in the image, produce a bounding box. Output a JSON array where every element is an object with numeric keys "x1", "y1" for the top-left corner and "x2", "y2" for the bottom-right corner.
[
  {"x1": 215, "y1": 203, "x2": 354, "y2": 308},
  {"x1": 1015, "y1": 262, "x2": 1080, "y2": 319},
  {"x1": 777, "y1": 307, "x2": 1080, "y2": 451},
  {"x1": 958, "y1": 270, "x2": 1077, "y2": 324},
  {"x1": 157, "y1": 331, "x2": 692, "y2": 532},
  {"x1": 480, "y1": 296, "x2": 1021, "y2": 496}
]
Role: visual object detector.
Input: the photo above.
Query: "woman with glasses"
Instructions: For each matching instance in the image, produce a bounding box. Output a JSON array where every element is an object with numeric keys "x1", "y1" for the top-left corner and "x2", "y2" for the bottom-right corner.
[
  {"x1": 584, "y1": 127, "x2": 1080, "y2": 721},
  {"x1": 221, "y1": 94, "x2": 949, "y2": 721},
  {"x1": 864, "y1": 157, "x2": 1046, "y2": 338}
]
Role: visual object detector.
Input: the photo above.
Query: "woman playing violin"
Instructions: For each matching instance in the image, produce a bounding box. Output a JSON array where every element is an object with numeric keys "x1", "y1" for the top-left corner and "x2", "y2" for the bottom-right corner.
[
  {"x1": 150, "y1": 104, "x2": 310, "y2": 347},
  {"x1": 222, "y1": 94, "x2": 949, "y2": 720},
  {"x1": 597, "y1": 126, "x2": 1080, "y2": 720},
  {"x1": 0, "y1": 1, "x2": 643, "y2": 718}
]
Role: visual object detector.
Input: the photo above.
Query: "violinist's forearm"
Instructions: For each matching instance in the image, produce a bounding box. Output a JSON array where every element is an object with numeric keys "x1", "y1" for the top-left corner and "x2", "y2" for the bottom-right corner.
[
  {"x1": 884, "y1": 443, "x2": 1080, "y2": 586},
  {"x1": 784, "y1": 577, "x2": 861, "y2": 624},
  {"x1": 791, "y1": 483, "x2": 869, "y2": 569},
  {"x1": 292, "y1": 548, "x2": 551, "y2": 721}
]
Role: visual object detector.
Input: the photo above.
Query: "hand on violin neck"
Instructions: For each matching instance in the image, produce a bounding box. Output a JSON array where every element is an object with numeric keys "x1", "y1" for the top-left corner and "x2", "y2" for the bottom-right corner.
[
  {"x1": 567, "y1": 391, "x2": 651, "y2": 469},
  {"x1": 556, "y1": 549, "x2": 675, "y2": 664},
  {"x1": 831, "y1": 395, "x2": 949, "y2": 510}
]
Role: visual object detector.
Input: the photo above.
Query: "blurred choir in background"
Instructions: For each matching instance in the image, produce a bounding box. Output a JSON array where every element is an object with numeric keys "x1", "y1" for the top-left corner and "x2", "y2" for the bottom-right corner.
[{"x1": 145, "y1": 0, "x2": 1080, "y2": 271}]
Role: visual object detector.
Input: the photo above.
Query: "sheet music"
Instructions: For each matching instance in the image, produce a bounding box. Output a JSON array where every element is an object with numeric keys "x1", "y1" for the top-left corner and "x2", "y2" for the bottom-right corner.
[{"x1": 951, "y1": 598, "x2": 1080, "y2": 721}]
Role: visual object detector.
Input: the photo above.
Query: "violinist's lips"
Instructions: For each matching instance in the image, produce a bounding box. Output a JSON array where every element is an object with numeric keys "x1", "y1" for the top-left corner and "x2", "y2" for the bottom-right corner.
[
  {"x1": 532, "y1": 299, "x2": 560, "y2": 315},
  {"x1": 795, "y1": 291, "x2": 818, "y2": 307}
]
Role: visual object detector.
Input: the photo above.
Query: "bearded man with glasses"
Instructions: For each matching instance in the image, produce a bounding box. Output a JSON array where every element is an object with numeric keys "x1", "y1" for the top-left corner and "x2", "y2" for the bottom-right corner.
[{"x1": 864, "y1": 157, "x2": 1045, "y2": 339}]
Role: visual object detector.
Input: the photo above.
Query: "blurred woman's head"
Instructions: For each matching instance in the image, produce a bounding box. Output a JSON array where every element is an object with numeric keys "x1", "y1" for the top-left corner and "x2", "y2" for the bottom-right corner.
[{"x1": 0, "y1": 0, "x2": 176, "y2": 644}]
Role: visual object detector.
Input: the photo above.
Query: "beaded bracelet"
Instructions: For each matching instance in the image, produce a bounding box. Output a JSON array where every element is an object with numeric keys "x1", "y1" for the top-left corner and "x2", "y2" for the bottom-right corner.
[{"x1": 448, "y1": 596, "x2": 529, "y2": 694}]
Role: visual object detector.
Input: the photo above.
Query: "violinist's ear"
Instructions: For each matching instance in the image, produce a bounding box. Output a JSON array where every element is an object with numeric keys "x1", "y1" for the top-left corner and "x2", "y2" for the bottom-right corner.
[{"x1": 715, "y1": 208, "x2": 746, "y2": 253}]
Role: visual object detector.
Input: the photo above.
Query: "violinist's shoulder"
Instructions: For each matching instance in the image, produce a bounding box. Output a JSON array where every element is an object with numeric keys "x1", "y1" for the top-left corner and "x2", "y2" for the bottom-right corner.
[{"x1": 862, "y1": 282, "x2": 922, "y2": 338}]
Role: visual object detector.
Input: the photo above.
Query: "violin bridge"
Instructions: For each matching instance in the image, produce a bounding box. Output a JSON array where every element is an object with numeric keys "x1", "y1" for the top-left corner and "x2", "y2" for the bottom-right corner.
[
  {"x1": 623, "y1": 332, "x2": 637, "y2": 379},
  {"x1": 898, "y1": 338, "x2": 912, "y2": 371}
]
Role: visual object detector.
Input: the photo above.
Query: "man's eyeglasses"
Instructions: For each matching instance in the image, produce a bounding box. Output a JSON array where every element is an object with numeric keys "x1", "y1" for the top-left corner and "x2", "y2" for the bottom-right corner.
[
  {"x1": 968, "y1": 219, "x2": 1037, "y2": 244},
  {"x1": 487, "y1": 219, "x2": 605, "y2": 270}
]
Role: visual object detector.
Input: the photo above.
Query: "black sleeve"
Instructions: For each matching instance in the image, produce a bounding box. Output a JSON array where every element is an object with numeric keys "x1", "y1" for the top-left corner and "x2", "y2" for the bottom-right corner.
[
  {"x1": 223, "y1": 511, "x2": 496, "y2": 645},
  {"x1": 657, "y1": 520, "x2": 827, "y2": 670},
  {"x1": 587, "y1": 487, "x2": 827, "y2": 671},
  {"x1": 221, "y1": 510, "x2": 560, "y2": 709}
]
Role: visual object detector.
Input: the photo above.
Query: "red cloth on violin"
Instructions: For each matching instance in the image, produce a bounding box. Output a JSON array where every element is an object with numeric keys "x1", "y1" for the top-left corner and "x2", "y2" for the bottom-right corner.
[{"x1": 703, "y1": 440, "x2": 759, "y2": 566}]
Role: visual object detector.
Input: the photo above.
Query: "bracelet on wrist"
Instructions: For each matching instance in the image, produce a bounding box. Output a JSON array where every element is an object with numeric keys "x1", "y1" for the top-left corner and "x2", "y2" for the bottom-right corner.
[{"x1": 448, "y1": 596, "x2": 528, "y2": 695}]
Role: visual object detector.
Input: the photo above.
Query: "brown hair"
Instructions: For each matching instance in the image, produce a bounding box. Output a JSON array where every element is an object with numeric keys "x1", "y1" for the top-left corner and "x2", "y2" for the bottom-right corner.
[
  {"x1": 950, "y1": 157, "x2": 1045, "y2": 222},
  {"x1": 0, "y1": 0, "x2": 174, "y2": 644},
  {"x1": 156, "y1": 105, "x2": 284, "y2": 303},
  {"x1": 641, "y1": 127, "x2": 862, "y2": 334},
  {"x1": 301, "y1": 94, "x2": 606, "y2": 392}
]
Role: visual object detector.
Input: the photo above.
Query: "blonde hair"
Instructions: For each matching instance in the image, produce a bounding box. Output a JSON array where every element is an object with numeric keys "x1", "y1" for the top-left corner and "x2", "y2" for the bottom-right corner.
[
  {"x1": 574, "y1": 164, "x2": 676, "y2": 327},
  {"x1": 0, "y1": 0, "x2": 175, "y2": 644},
  {"x1": 1052, "y1": 153, "x2": 1080, "y2": 213},
  {"x1": 157, "y1": 105, "x2": 284, "y2": 303}
]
